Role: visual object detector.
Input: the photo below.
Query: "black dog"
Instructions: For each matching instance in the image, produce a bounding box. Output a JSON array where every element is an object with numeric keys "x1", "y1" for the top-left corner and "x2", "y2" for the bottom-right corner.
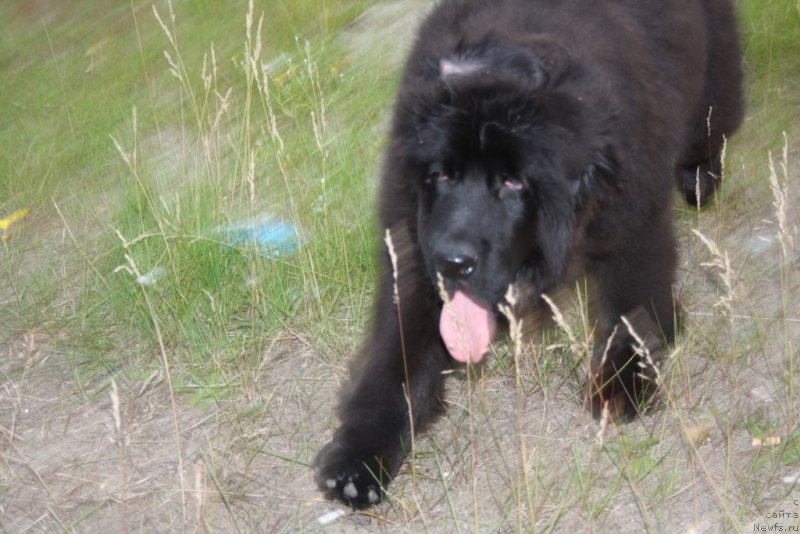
[{"x1": 315, "y1": 0, "x2": 743, "y2": 508}]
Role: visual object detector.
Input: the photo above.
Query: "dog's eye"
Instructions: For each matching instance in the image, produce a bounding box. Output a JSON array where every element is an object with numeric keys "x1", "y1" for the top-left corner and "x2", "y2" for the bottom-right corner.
[
  {"x1": 502, "y1": 178, "x2": 525, "y2": 191},
  {"x1": 497, "y1": 172, "x2": 525, "y2": 191},
  {"x1": 425, "y1": 165, "x2": 450, "y2": 185}
]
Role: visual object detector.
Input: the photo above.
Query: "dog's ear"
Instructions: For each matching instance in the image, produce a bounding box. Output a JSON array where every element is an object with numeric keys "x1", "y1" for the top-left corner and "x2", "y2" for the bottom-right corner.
[
  {"x1": 591, "y1": 146, "x2": 619, "y2": 181},
  {"x1": 576, "y1": 145, "x2": 619, "y2": 194}
]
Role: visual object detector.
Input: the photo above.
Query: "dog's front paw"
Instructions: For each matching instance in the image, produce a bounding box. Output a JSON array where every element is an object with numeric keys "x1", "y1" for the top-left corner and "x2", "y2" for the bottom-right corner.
[
  {"x1": 586, "y1": 309, "x2": 665, "y2": 420},
  {"x1": 313, "y1": 439, "x2": 391, "y2": 509}
]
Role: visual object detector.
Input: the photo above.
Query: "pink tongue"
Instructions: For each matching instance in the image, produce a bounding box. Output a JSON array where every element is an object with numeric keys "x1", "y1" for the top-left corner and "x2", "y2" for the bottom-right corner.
[{"x1": 439, "y1": 290, "x2": 496, "y2": 363}]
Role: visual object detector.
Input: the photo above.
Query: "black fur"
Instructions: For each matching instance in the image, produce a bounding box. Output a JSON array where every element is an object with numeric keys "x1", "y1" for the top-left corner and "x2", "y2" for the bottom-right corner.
[{"x1": 314, "y1": 0, "x2": 743, "y2": 508}]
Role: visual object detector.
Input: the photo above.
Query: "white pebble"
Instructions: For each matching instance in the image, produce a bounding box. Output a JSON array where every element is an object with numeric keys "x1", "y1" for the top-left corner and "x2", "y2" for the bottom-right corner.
[{"x1": 317, "y1": 509, "x2": 346, "y2": 525}]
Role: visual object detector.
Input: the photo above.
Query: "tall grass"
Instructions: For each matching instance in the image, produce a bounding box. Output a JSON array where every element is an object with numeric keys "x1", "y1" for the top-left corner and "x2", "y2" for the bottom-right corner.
[{"x1": 1, "y1": 0, "x2": 384, "y2": 381}]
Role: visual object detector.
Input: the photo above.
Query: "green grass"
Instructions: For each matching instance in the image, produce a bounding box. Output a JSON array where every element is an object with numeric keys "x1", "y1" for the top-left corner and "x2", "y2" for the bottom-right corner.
[
  {"x1": 1, "y1": 0, "x2": 386, "y2": 377},
  {"x1": 2, "y1": 0, "x2": 796, "y2": 378},
  {"x1": 736, "y1": 0, "x2": 800, "y2": 163}
]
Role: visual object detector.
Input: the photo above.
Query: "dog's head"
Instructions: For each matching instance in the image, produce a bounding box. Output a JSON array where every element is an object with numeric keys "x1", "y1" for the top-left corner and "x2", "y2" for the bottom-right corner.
[{"x1": 393, "y1": 39, "x2": 616, "y2": 360}]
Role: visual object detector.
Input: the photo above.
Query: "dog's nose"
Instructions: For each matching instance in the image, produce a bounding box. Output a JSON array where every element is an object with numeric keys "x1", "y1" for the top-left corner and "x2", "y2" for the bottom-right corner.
[{"x1": 436, "y1": 251, "x2": 477, "y2": 280}]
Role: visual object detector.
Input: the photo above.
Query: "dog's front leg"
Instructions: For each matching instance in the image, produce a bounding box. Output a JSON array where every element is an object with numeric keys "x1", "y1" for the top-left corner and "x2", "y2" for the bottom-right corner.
[{"x1": 314, "y1": 229, "x2": 450, "y2": 508}]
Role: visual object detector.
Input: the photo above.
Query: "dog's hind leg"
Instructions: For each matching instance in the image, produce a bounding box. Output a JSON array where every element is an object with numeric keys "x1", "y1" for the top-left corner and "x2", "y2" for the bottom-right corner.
[{"x1": 677, "y1": 0, "x2": 744, "y2": 207}]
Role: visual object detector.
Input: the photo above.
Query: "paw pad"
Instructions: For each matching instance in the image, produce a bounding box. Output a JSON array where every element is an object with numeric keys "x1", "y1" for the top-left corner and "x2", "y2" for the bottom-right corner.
[
  {"x1": 343, "y1": 482, "x2": 358, "y2": 499},
  {"x1": 367, "y1": 488, "x2": 379, "y2": 503}
]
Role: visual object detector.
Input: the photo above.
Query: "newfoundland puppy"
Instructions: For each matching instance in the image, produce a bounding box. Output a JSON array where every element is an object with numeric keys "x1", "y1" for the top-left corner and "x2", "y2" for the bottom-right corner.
[{"x1": 315, "y1": 0, "x2": 743, "y2": 508}]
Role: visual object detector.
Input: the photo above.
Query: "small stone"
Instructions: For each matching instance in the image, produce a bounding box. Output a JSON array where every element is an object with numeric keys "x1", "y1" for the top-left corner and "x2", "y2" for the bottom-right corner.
[
  {"x1": 683, "y1": 421, "x2": 714, "y2": 446},
  {"x1": 317, "y1": 509, "x2": 346, "y2": 525},
  {"x1": 749, "y1": 386, "x2": 774, "y2": 403}
]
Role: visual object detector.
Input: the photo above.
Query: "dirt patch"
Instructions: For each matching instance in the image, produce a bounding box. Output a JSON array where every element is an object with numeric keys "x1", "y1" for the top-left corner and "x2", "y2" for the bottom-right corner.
[
  {"x1": 340, "y1": 0, "x2": 434, "y2": 69},
  {"x1": 0, "y1": 334, "x2": 337, "y2": 532}
]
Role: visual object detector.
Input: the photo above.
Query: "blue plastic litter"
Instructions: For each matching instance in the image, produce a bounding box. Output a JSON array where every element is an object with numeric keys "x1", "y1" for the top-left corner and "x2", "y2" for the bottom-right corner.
[{"x1": 221, "y1": 216, "x2": 302, "y2": 258}]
